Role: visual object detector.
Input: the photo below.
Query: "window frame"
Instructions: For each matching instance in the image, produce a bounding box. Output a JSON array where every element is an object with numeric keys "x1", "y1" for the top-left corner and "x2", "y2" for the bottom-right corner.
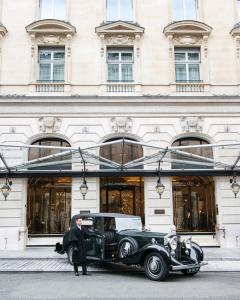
[
  {"x1": 174, "y1": 48, "x2": 201, "y2": 82},
  {"x1": 38, "y1": 47, "x2": 65, "y2": 82},
  {"x1": 106, "y1": 0, "x2": 133, "y2": 22},
  {"x1": 39, "y1": 0, "x2": 66, "y2": 20},
  {"x1": 237, "y1": 0, "x2": 240, "y2": 20},
  {"x1": 172, "y1": 0, "x2": 198, "y2": 21},
  {"x1": 107, "y1": 48, "x2": 134, "y2": 82}
]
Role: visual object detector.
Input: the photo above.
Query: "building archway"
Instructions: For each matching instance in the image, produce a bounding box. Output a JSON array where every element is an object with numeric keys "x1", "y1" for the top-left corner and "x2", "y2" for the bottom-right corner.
[
  {"x1": 100, "y1": 138, "x2": 145, "y2": 222},
  {"x1": 172, "y1": 137, "x2": 216, "y2": 233},
  {"x1": 27, "y1": 138, "x2": 72, "y2": 235}
]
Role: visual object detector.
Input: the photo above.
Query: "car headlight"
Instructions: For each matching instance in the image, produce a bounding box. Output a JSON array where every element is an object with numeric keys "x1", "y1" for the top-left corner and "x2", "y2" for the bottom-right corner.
[
  {"x1": 168, "y1": 236, "x2": 178, "y2": 250},
  {"x1": 184, "y1": 237, "x2": 192, "y2": 249}
]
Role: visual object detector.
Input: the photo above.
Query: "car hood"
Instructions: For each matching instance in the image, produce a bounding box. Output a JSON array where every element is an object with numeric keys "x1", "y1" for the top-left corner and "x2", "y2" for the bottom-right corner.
[{"x1": 118, "y1": 230, "x2": 167, "y2": 238}]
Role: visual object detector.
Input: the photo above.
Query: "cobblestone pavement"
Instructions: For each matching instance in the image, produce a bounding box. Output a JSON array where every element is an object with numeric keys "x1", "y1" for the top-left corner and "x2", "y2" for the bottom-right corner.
[{"x1": 1, "y1": 258, "x2": 240, "y2": 272}]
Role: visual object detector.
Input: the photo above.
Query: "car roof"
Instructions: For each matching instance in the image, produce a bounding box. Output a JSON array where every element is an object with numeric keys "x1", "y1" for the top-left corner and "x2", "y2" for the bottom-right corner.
[{"x1": 72, "y1": 213, "x2": 141, "y2": 219}]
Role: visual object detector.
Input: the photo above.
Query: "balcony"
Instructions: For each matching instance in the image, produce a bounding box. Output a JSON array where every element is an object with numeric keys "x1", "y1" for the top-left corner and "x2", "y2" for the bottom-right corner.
[
  {"x1": 175, "y1": 81, "x2": 206, "y2": 93},
  {"x1": 34, "y1": 81, "x2": 65, "y2": 93},
  {"x1": 102, "y1": 81, "x2": 142, "y2": 96}
]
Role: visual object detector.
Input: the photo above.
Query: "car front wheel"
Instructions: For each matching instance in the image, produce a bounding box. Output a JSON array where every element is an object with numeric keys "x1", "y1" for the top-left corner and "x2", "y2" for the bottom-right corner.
[
  {"x1": 144, "y1": 253, "x2": 169, "y2": 281},
  {"x1": 67, "y1": 244, "x2": 74, "y2": 265}
]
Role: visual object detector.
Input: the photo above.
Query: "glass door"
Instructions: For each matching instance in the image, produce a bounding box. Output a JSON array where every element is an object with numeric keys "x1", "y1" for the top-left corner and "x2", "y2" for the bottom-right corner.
[
  {"x1": 173, "y1": 176, "x2": 216, "y2": 232},
  {"x1": 27, "y1": 177, "x2": 71, "y2": 234}
]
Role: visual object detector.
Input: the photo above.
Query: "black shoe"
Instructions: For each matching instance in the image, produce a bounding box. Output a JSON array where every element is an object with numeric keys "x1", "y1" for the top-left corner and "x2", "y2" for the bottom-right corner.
[
  {"x1": 83, "y1": 272, "x2": 91, "y2": 276},
  {"x1": 75, "y1": 272, "x2": 80, "y2": 276}
]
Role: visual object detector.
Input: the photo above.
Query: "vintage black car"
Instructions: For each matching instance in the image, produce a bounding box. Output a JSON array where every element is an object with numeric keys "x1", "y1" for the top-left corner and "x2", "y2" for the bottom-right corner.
[{"x1": 55, "y1": 213, "x2": 207, "y2": 281}]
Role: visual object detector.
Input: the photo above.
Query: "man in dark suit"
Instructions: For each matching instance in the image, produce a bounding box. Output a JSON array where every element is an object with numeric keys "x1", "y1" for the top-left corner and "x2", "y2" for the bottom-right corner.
[{"x1": 69, "y1": 216, "x2": 97, "y2": 276}]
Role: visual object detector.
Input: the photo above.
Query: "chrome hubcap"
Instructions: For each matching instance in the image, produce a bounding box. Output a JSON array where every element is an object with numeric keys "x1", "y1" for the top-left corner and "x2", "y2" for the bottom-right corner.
[
  {"x1": 147, "y1": 256, "x2": 161, "y2": 276},
  {"x1": 120, "y1": 242, "x2": 132, "y2": 258}
]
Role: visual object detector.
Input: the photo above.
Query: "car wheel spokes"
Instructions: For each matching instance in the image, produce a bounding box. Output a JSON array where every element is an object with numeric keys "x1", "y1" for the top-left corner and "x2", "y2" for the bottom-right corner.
[
  {"x1": 120, "y1": 241, "x2": 132, "y2": 258},
  {"x1": 147, "y1": 256, "x2": 162, "y2": 277}
]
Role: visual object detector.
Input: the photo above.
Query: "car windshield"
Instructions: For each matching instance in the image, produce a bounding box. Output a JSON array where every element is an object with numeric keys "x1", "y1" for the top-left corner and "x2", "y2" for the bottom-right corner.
[{"x1": 115, "y1": 217, "x2": 142, "y2": 232}]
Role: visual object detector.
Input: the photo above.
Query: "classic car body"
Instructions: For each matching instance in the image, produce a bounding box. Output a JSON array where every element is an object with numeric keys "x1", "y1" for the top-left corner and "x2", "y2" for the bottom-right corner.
[{"x1": 55, "y1": 213, "x2": 207, "y2": 281}]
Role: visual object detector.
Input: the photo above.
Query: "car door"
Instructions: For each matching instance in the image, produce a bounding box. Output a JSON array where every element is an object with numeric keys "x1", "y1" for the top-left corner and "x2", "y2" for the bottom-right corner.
[{"x1": 83, "y1": 217, "x2": 103, "y2": 260}]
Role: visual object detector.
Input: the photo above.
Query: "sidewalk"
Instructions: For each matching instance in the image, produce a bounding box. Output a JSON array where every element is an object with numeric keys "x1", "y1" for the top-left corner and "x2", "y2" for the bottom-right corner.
[{"x1": 0, "y1": 247, "x2": 240, "y2": 272}]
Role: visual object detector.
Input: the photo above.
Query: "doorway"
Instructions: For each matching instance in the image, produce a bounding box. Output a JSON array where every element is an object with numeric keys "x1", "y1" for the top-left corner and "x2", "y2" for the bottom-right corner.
[
  {"x1": 172, "y1": 176, "x2": 216, "y2": 233},
  {"x1": 100, "y1": 177, "x2": 144, "y2": 221},
  {"x1": 27, "y1": 177, "x2": 71, "y2": 235}
]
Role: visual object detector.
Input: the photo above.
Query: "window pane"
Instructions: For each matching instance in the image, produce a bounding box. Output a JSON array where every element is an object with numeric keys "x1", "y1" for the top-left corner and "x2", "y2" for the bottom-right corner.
[
  {"x1": 108, "y1": 64, "x2": 119, "y2": 81},
  {"x1": 120, "y1": 0, "x2": 133, "y2": 21},
  {"x1": 39, "y1": 64, "x2": 51, "y2": 81},
  {"x1": 185, "y1": 0, "x2": 197, "y2": 20},
  {"x1": 175, "y1": 52, "x2": 186, "y2": 61},
  {"x1": 121, "y1": 52, "x2": 133, "y2": 61},
  {"x1": 188, "y1": 64, "x2": 200, "y2": 81},
  {"x1": 107, "y1": 52, "x2": 119, "y2": 61},
  {"x1": 54, "y1": 51, "x2": 65, "y2": 60},
  {"x1": 107, "y1": 0, "x2": 118, "y2": 21},
  {"x1": 172, "y1": 0, "x2": 183, "y2": 21},
  {"x1": 121, "y1": 64, "x2": 133, "y2": 81},
  {"x1": 53, "y1": 64, "x2": 64, "y2": 81},
  {"x1": 175, "y1": 64, "x2": 187, "y2": 81},
  {"x1": 188, "y1": 52, "x2": 200, "y2": 61},
  {"x1": 40, "y1": 0, "x2": 52, "y2": 19},
  {"x1": 39, "y1": 51, "x2": 51, "y2": 61},
  {"x1": 54, "y1": 0, "x2": 65, "y2": 20}
]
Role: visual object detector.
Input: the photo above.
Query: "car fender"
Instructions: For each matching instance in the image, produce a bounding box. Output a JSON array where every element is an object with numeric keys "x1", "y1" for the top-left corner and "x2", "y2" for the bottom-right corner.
[
  {"x1": 191, "y1": 241, "x2": 204, "y2": 262},
  {"x1": 115, "y1": 243, "x2": 171, "y2": 266}
]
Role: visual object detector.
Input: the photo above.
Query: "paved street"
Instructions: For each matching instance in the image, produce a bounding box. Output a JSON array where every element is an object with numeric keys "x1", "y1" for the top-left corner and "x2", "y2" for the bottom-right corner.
[{"x1": 0, "y1": 272, "x2": 240, "y2": 300}]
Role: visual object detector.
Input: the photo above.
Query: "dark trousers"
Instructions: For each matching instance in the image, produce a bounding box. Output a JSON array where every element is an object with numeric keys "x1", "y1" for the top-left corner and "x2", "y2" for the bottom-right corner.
[{"x1": 74, "y1": 263, "x2": 87, "y2": 275}]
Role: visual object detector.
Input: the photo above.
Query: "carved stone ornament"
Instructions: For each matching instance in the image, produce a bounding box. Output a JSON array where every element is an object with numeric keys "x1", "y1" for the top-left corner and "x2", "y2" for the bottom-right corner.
[
  {"x1": 105, "y1": 35, "x2": 135, "y2": 46},
  {"x1": 180, "y1": 117, "x2": 203, "y2": 133},
  {"x1": 36, "y1": 34, "x2": 65, "y2": 45},
  {"x1": 39, "y1": 117, "x2": 62, "y2": 133},
  {"x1": 173, "y1": 35, "x2": 202, "y2": 45},
  {"x1": 111, "y1": 117, "x2": 133, "y2": 133}
]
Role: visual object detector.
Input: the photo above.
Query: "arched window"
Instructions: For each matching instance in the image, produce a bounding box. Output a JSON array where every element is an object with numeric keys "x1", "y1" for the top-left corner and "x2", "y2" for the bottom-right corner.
[
  {"x1": 100, "y1": 138, "x2": 143, "y2": 169},
  {"x1": 28, "y1": 137, "x2": 71, "y2": 170},
  {"x1": 172, "y1": 137, "x2": 213, "y2": 169}
]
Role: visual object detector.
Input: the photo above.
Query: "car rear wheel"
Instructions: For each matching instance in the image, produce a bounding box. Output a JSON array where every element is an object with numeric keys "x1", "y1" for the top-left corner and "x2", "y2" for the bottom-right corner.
[
  {"x1": 181, "y1": 267, "x2": 200, "y2": 276},
  {"x1": 144, "y1": 253, "x2": 169, "y2": 281},
  {"x1": 118, "y1": 237, "x2": 138, "y2": 258},
  {"x1": 67, "y1": 244, "x2": 74, "y2": 265}
]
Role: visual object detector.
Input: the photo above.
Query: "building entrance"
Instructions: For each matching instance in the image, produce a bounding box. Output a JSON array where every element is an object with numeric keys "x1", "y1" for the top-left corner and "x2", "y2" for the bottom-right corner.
[
  {"x1": 172, "y1": 176, "x2": 216, "y2": 233},
  {"x1": 100, "y1": 177, "x2": 144, "y2": 221},
  {"x1": 27, "y1": 177, "x2": 71, "y2": 235}
]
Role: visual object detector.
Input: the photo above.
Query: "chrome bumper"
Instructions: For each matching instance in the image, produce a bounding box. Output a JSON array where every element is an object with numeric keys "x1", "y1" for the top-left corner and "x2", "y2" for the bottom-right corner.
[{"x1": 171, "y1": 261, "x2": 208, "y2": 271}]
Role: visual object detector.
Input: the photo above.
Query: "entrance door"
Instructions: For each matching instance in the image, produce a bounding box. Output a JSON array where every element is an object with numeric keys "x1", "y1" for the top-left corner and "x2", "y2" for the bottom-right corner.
[
  {"x1": 27, "y1": 177, "x2": 71, "y2": 235},
  {"x1": 173, "y1": 176, "x2": 216, "y2": 232},
  {"x1": 100, "y1": 177, "x2": 144, "y2": 220}
]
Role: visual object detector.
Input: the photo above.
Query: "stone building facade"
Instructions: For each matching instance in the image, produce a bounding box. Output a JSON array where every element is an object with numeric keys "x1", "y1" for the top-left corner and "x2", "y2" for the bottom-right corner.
[{"x1": 0, "y1": 0, "x2": 240, "y2": 250}]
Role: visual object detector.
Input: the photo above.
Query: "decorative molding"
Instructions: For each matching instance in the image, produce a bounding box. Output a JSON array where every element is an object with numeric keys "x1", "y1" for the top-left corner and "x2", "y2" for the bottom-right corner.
[
  {"x1": 0, "y1": 24, "x2": 7, "y2": 39},
  {"x1": 180, "y1": 117, "x2": 203, "y2": 133},
  {"x1": 105, "y1": 35, "x2": 135, "y2": 45},
  {"x1": 39, "y1": 117, "x2": 62, "y2": 133},
  {"x1": 164, "y1": 21, "x2": 212, "y2": 57},
  {"x1": 26, "y1": 19, "x2": 76, "y2": 44},
  {"x1": 111, "y1": 117, "x2": 133, "y2": 133},
  {"x1": 96, "y1": 21, "x2": 144, "y2": 47},
  {"x1": 230, "y1": 25, "x2": 240, "y2": 60}
]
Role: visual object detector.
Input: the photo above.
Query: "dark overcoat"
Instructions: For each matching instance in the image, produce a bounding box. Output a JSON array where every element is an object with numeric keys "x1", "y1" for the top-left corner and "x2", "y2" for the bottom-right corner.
[{"x1": 68, "y1": 226, "x2": 94, "y2": 265}]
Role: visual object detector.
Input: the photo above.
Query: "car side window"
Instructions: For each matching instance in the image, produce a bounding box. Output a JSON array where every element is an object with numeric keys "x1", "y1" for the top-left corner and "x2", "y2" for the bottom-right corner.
[{"x1": 104, "y1": 217, "x2": 116, "y2": 231}]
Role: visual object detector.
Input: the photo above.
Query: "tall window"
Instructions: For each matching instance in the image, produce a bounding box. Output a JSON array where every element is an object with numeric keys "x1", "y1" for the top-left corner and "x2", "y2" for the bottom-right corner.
[
  {"x1": 107, "y1": 0, "x2": 133, "y2": 21},
  {"x1": 107, "y1": 48, "x2": 133, "y2": 82},
  {"x1": 38, "y1": 48, "x2": 65, "y2": 82},
  {"x1": 175, "y1": 48, "x2": 200, "y2": 82},
  {"x1": 237, "y1": 0, "x2": 240, "y2": 19},
  {"x1": 40, "y1": 0, "x2": 66, "y2": 20},
  {"x1": 172, "y1": 0, "x2": 197, "y2": 21}
]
